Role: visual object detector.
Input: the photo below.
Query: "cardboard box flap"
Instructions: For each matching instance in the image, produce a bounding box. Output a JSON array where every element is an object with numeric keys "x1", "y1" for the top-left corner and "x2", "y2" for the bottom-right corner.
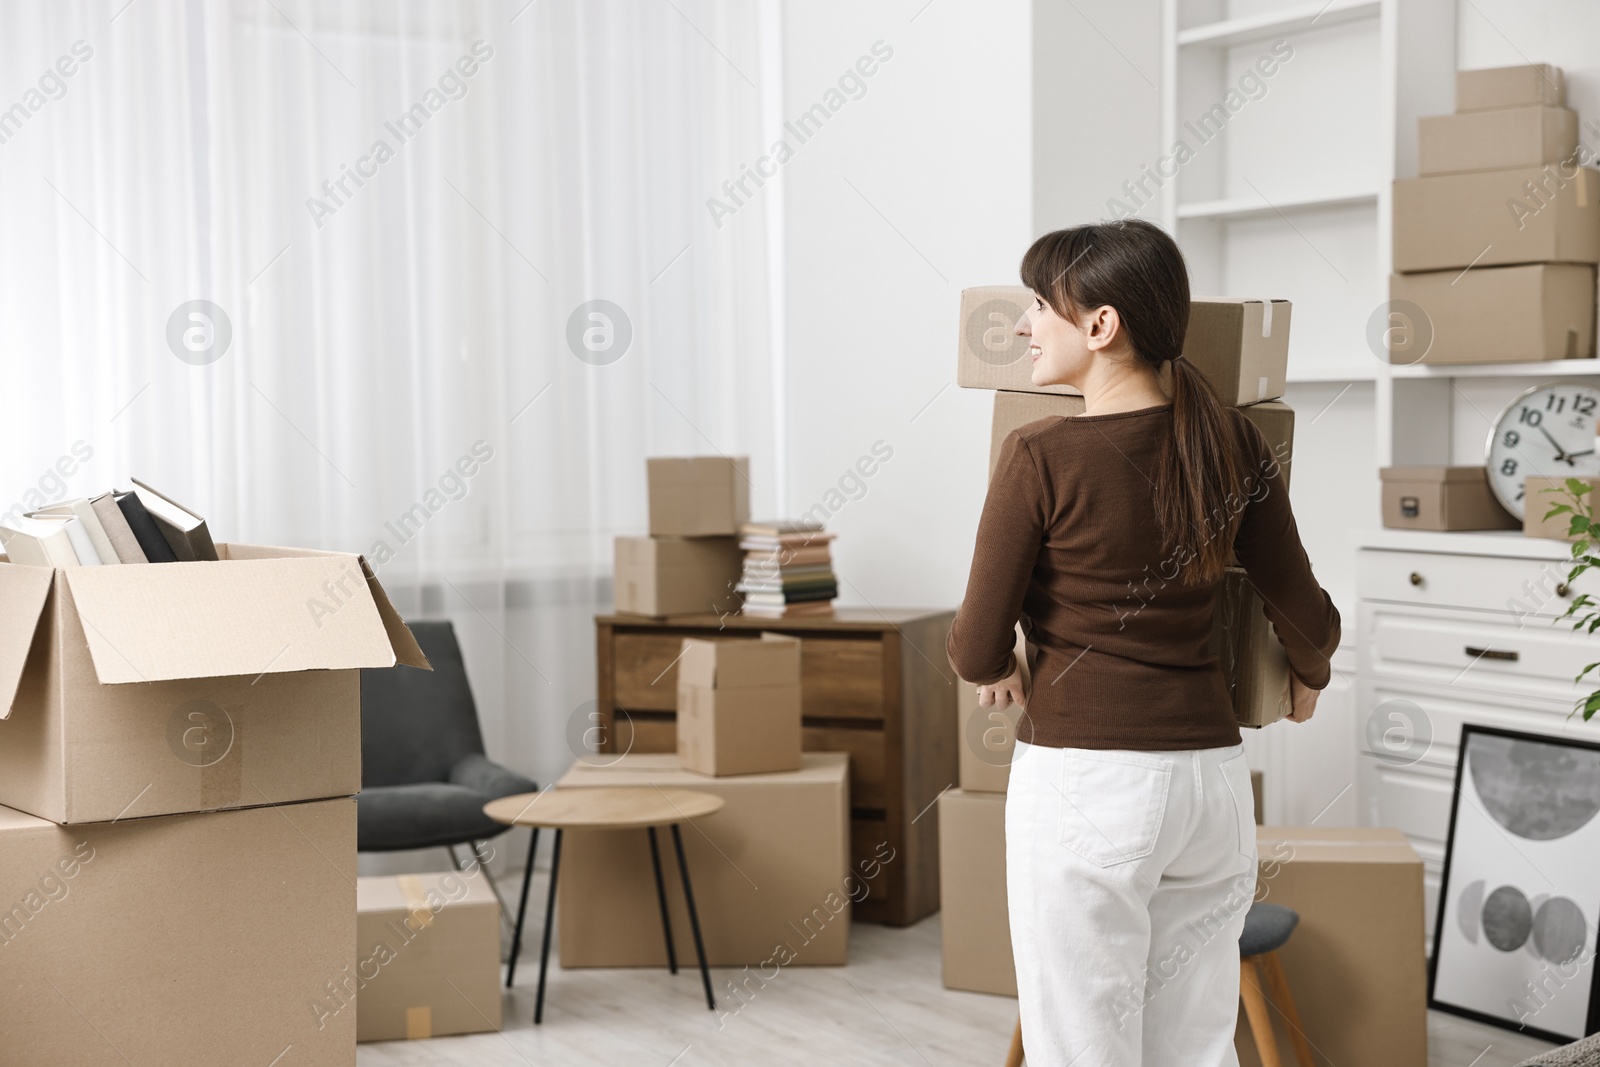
[
  {"x1": 0, "y1": 565, "x2": 54, "y2": 719},
  {"x1": 62, "y1": 554, "x2": 408, "y2": 684},
  {"x1": 359, "y1": 556, "x2": 430, "y2": 670}
]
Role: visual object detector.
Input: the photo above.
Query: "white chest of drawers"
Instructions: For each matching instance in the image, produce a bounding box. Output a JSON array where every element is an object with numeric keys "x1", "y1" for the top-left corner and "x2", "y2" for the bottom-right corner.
[{"x1": 1355, "y1": 529, "x2": 1600, "y2": 948}]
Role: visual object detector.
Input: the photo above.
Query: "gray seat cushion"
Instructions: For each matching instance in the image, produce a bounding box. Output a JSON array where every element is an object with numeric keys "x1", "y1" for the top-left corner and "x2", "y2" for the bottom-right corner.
[
  {"x1": 357, "y1": 779, "x2": 530, "y2": 852},
  {"x1": 1240, "y1": 902, "x2": 1299, "y2": 957},
  {"x1": 1514, "y1": 1031, "x2": 1600, "y2": 1067}
]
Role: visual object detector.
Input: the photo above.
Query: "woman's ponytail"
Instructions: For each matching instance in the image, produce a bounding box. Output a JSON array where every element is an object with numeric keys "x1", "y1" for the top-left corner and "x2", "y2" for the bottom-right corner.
[{"x1": 1156, "y1": 353, "x2": 1244, "y2": 585}]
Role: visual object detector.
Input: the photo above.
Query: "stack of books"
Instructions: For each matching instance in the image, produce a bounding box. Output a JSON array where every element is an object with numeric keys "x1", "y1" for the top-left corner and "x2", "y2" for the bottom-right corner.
[
  {"x1": 0, "y1": 479, "x2": 217, "y2": 566},
  {"x1": 736, "y1": 520, "x2": 838, "y2": 617}
]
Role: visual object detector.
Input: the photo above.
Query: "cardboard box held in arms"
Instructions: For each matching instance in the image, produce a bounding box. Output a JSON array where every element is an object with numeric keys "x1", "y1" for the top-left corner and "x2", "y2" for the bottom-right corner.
[{"x1": 0, "y1": 543, "x2": 429, "y2": 824}]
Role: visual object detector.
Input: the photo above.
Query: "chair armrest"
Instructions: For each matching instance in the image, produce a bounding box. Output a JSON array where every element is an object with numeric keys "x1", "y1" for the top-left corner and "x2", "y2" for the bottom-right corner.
[{"x1": 449, "y1": 753, "x2": 538, "y2": 798}]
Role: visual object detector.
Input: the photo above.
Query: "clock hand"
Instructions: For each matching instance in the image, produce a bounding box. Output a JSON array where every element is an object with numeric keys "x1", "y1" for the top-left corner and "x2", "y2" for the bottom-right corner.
[{"x1": 1537, "y1": 425, "x2": 1570, "y2": 460}]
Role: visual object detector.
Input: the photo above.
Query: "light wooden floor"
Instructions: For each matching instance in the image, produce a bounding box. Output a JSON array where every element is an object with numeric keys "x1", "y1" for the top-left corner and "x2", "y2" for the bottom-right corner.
[{"x1": 357, "y1": 867, "x2": 1560, "y2": 1066}]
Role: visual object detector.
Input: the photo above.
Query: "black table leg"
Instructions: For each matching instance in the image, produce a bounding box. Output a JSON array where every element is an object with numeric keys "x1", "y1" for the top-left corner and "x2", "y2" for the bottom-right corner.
[
  {"x1": 534, "y1": 828, "x2": 563, "y2": 1025},
  {"x1": 646, "y1": 826, "x2": 679, "y2": 974},
  {"x1": 505, "y1": 826, "x2": 538, "y2": 989},
  {"x1": 670, "y1": 823, "x2": 715, "y2": 1011}
]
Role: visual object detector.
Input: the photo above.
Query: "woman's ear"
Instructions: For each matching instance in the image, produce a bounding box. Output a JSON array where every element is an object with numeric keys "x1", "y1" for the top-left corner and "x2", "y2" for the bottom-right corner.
[{"x1": 1085, "y1": 304, "x2": 1121, "y2": 351}]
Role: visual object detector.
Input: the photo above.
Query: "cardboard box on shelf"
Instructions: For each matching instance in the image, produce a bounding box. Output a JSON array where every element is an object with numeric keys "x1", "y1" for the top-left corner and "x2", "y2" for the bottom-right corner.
[
  {"x1": 1236, "y1": 826, "x2": 1426, "y2": 1067},
  {"x1": 956, "y1": 624, "x2": 1031, "y2": 793},
  {"x1": 677, "y1": 633, "x2": 802, "y2": 776},
  {"x1": 614, "y1": 535, "x2": 741, "y2": 617},
  {"x1": 956, "y1": 286, "x2": 1082, "y2": 396},
  {"x1": 1418, "y1": 106, "x2": 1577, "y2": 176},
  {"x1": 0, "y1": 544, "x2": 426, "y2": 825},
  {"x1": 939, "y1": 788, "x2": 1015, "y2": 996},
  {"x1": 355, "y1": 872, "x2": 501, "y2": 1042},
  {"x1": 1380, "y1": 466, "x2": 1519, "y2": 531},
  {"x1": 1393, "y1": 166, "x2": 1600, "y2": 273},
  {"x1": 1211, "y1": 568, "x2": 1292, "y2": 729},
  {"x1": 1179, "y1": 299, "x2": 1291, "y2": 405},
  {"x1": 647, "y1": 457, "x2": 751, "y2": 537},
  {"x1": 1388, "y1": 263, "x2": 1596, "y2": 364},
  {"x1": 0, "y1": 797, "x2": 355, "y2": 1065},
  {"x1": 1522, "y1": 476, "x2": 1600, "y2": 540},
  {"x1": 555, "y1": 752, "x2": 852, "y2": 967},
  {"x1": 1456, "y1": 63, "x2": 1565, "y2": 112}
]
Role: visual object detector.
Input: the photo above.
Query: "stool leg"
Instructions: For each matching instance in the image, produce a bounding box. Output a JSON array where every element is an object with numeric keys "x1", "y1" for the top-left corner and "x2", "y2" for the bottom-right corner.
[
  {"x1": 1004, "y1": 1016, "x2": 1024, "y2": 1067},
  {"x1": 1239, "y1": 956, "x2": 1282, "y2": 1067},
  {"x1": 534, "y1": 828, "x2": 563, "y2": 1025},
  {"x1": 647, "y1": 826, "x2": 679, "y2": 974},
  {"x1": 1262, "y1": 951, "x2": 1316, "y2": 1067},
  {"x1": 670, "y1": 823, "x2": 715, "y2": 1011},
  {"x1": 506, "y1": 826, "x2": 538, "y2": 989}
]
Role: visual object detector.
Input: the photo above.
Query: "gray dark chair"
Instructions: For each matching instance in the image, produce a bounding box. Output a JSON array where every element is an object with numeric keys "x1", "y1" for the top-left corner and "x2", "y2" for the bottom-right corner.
[{"x1": 358, "y1": 620, "x2": 538, "y2": 928}]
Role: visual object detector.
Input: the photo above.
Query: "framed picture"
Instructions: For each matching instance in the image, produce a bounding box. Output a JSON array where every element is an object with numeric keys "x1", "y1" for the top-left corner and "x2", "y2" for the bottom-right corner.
[{"x1": 1429, "y1": 724, "x2": 1600, "y2": 1043}]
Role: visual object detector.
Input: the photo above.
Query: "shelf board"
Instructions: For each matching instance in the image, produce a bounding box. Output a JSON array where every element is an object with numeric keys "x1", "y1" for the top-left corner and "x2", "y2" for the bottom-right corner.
[
  {"x1": 1352, "y1": 527, "x2": 1577, "y2": 562},
  {"x1": 1286, "y1": 364, "x2": 1381, "y2": 384},
  {"x1": 1176, "y1": 0, "x2": 1381, "y2": 49},
  {"x1": 1175, "y1": 188, "x2": 1378, "y2": 222},
  {"x1": 1385, "y1": 359, "x2": 1600, "y2": 379}
]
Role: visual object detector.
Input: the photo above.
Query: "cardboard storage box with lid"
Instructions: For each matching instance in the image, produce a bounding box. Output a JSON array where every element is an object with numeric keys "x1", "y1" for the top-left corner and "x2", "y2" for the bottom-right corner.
[
  {"x1": 0, "y1": 543, "x2": 428, "y2": 824},
  {"x1": 355, "y1": 871, "x2": 501, "y2": 1042},
  {"x1": 554, "y1": 751, "x2": 852, "y2": 967},
  {"x1": 647, "y1": 456, "x2": 750, "y2": 537},
  {"x1": 613, "y1": 534, "x2": 741, "y2": 617},
  {"x1": 1380, "y1": 466, "x2": 1519, "y2": 531},
  {"x1": 0, "y1": 796, "x2": 356, "y2": 1065},
  {"x1": 676, "y1": 632, "x2": 803, "y2": 776},
  {"x1": 1388, "y1": 263, "x2": 1596, "y2": 364}
]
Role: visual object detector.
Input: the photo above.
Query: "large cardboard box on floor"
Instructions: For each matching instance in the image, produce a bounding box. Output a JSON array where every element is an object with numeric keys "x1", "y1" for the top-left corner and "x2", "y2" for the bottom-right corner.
[
  {"x1": 939, "y1": 789, "x2": 1015, "y2": 996},
  {"x1": 614, "y1": 535, "x2": 741, "y2": 617},
  {"x1": 0, "y1": 797, "x2": 355, "y2": 1064},
  {"x1": 1380, "y1": 466, "x2": 1519, "y2": 531},
  {"x1": 1393, "y1": 165, "x2": 1600, "y2": 273},
  {"x1": 1236, "y1": 826, "x2": 1427, "y2": 1067},
  {"x1": 647, "y1": 456, "x2": 751, "y2": 537},
  {"x1": 0, "y1": 544, "x2": 427, "y2": 825},
  {"x1": 1456, "y1": 63, "x2": 1564, "y2": 112},
  {"x1": 355, "y1": 872, "x2": 501, "y2": 1042},
  {"x1": 556, "y1": 752, "x2": 852, "y2": 967},
  {"x1": 1418, "y1": 106, "x2": 1577, "y2": 176},
  {"x1": 677, "y1": 632, "x2": 802, "y2": 776},
  {"x1": 957, "y1": 624, "x2": 1031, "y2": 793},
  {"x1": 1388, "y1": 263, "x2": 1596, "y2": 364}
]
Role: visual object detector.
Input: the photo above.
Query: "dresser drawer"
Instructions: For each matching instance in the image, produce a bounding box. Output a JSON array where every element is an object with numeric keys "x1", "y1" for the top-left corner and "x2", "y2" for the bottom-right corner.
[
  {"x1": 1360, "y1": 677, "x2": 1593, "y2": 770},
  {"x1": 612, "y1": 632, "x2": 885, "y2": 719},
  {"x1": 1357, "y1": 754, "x2": 1455, "y2": 846},
  {"x1": 1358, "y1": 547, "x2": 1590, "y2": 617},
  {"x1": 1360, "y1": 602, "x2": 1598, "y2": 705}
]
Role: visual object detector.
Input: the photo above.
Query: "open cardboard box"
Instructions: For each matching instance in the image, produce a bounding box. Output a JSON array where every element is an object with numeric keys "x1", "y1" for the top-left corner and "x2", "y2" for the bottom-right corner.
[{"x1": 0, "y1": 543, "x2": 428, "y2": 824}]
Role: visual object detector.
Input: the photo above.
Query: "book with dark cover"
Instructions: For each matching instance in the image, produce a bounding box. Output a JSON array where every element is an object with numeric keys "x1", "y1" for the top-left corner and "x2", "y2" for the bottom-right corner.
[
  {"x1": 131, "y1": 479, "x2": 218, "y2": 562},
  {"x1": 115, "y1": 492, "x2": 178, "y2": 563}
]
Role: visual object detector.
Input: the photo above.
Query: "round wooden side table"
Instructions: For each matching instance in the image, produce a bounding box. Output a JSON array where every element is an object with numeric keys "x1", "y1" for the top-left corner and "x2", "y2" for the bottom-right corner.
[{"x1": 484, "y1": 786, "x2": 725, "y2": 1023}]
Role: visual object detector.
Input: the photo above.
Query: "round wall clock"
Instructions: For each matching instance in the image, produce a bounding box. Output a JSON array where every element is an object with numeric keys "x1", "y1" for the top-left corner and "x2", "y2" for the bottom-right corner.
[{"x1": 1485, "y1": 381, "x2": 1600, "y2": 520}]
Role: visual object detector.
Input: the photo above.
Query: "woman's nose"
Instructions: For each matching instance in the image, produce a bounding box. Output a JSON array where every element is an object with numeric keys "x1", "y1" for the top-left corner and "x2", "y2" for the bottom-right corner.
[{"x1": 1014, "y1": 312, "x2": 1030, "y2": 338}]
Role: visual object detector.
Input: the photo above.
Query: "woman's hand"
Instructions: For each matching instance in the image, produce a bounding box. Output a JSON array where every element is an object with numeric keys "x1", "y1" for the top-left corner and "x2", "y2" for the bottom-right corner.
[
  {"x1": 1286, "y1": 672, "x2": 1319, "y2": 723},
  {"x1": 977, "y1": 659, "x2": 1028, "y2": 711}
]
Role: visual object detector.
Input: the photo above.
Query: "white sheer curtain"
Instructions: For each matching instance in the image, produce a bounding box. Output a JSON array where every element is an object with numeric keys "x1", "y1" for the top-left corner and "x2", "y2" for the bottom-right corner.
[{"x1": 0, "y1": 1, "x2": 782, "y2": 823}]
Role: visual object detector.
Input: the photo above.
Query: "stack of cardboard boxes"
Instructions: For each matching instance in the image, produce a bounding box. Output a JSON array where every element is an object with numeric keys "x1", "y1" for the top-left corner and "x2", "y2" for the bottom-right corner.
[
  {"x1": 0, "y1": 544, "x2": 426, "y2": 1064},
  {"x1": 1391, "y1": 63, "x2": 1600, "y2": 365},
  {"x1": 613, "y1": 457, "x2": 749, "y2": 617}
]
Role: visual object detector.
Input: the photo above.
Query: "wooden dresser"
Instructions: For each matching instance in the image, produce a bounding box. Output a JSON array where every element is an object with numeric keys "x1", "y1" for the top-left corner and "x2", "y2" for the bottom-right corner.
[{"x1": 593, "y1": 608, "x2": 957, "y2": 926}]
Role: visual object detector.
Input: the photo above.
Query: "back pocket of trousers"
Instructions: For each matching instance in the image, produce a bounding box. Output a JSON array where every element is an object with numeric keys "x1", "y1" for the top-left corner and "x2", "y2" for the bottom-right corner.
[
  {"x1": 1057, "y1": 750, "x2": 1172, "y2": 868},
  {"x1": 1219, "y1": 751, "x2": 1257, "y2": 863}
]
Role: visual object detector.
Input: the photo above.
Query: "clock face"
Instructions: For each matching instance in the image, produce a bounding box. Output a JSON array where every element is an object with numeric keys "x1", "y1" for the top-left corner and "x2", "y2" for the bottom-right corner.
[{"x1": 1485, "y1": 382, "x2": 1600, "y2": 520}]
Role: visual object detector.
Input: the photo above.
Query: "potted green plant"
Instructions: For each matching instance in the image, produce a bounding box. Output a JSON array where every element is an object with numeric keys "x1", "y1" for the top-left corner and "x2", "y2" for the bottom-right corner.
[{"x1": 1540, "y1": 477, "x2": 1600, "y2": 721}]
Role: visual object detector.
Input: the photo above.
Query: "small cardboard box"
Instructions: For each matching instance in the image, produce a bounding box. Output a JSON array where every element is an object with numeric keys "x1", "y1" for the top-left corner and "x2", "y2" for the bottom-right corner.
[
  {"x1": 614, "y1": 535, "x2": 741, "y2": 617},
  {"x1": 938, "y1": 788, "x2": 1015, "y2": 996},
  {"x1": 647, "y1": 457, "x2": 751, "y2": 537},
  {"x1": 1236, "y1": 826, "x2": 1426, "y2": 1067},
  {"x1": 1178, "y1": 299, "x2": 1291, "y2": 405},
  {"x1": 1523, "y1": 475, "x2": 1600, "y2": 540},
  {"x1": 955, "y1": 286, "x2": 1082, "y2": 396},
  {"x1": 1393, "y1": 165, "x2": 1600, "y2": 273},
  {"x1": 1211, "y1": 568, "x2": 1292, "y2": 729},
  {"x1": 956, "y1": 624, "x2": 1031, "y2": 793},
  {"x1": 1389, "y1": 263, "x2": 1596, "y2": 364},
  {"x1": 1418, "y1": 106, "x2": 1578, "y2": 176},
  {"x1": 0, "y1": 797, "x2": 355, "y2": 1065},
  {"x1": 0, "y1": 544, "x2": 427, "y2": 825},
  {"x1": 1380, "y1": 466, "x2": 1519, "y2": 531},
  {"x1": 677, "y1": 633, "x2": 802, "y2": 776},
  {"x1": 1456, "y1": 63, "x2": 1565, "y2": 112},
  {"x1": 355, "y1": 872, "x2": 501, "y2": 1042},
  {"x1": 556, "y1": 752, "x2": 852, "y2": 967}
]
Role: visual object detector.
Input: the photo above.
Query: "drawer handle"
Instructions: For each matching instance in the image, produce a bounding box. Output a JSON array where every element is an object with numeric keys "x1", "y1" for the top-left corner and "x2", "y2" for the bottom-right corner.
[
  {"x1": 1465, "y1": 646, "x2": 1519, "y2": 662},
  {"x1": 1557, "y1": 583, "x2": 1572, "y2": 598},
  {"x1": 1408, "y1": 572, "x2": 1424, "y2": 587}
]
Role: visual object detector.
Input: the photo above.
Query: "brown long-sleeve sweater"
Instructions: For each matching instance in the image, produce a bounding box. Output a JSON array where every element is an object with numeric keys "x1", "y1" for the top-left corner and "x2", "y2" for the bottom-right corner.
[{"x1": 946, "y1": 401, "x2": 1341, "y2": 750}]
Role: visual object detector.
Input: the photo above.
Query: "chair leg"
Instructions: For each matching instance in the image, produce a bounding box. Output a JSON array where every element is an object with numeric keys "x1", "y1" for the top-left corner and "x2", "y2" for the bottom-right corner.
[
  {"x1": 647, "y1": 826, "x2": 679, "y2": 974},
  {"x1": 1239, "y1": 956, "x2": 1283, "y2": 1067},
  {"x1": 534, "y1": 828, "x2": 562, "y2": 1024},
  {"x1": 505, "y1": 827, "x2": 538, "y2": 989},
  {"x1": 670, "y1": 823, "x2": 715, "y2": 1011},
  {"x1": 1261, "y1": 951, "x2": 1316, "y2": 1067},
  {"x1": 1004, "y1": 1016, "x2": 1024, "y2": 1067},
  {"x1": 468, "y1": 841, "x2": 517, "y2": 943},
  {"x1": 446, "y1": 844, "x2": 465, "y2": 871}
]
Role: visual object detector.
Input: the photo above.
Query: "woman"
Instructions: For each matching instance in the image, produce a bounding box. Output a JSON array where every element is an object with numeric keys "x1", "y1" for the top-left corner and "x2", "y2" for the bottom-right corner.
[{"x1": 946, "y1": 218, "x2": 1340, "y2": 1067}]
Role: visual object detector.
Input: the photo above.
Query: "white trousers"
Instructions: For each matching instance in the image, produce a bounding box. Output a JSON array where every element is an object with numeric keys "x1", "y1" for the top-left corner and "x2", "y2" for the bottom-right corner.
[{"x1": 1005, "y1": 738, "x2": 1258, "y2": 1067}]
